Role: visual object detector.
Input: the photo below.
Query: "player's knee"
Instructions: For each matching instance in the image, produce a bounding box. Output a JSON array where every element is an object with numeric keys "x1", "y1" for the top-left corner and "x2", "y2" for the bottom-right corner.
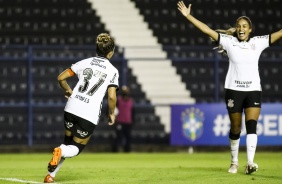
[
  {"x1": 229, "y1": 131, "x2": 241, "y2": 140},
  {"x1": 246, "y1": 119, "x2": 257, "y2": 134},
  {"x1": 71, "y1": 140, "x2": 86, "y2": 155}
]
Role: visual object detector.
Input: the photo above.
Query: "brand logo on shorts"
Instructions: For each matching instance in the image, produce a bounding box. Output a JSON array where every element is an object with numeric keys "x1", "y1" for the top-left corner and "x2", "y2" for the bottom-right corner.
[
  {"x1": 254, "y1": 102, "x2": 260, "y2": 105},
  {"x1": 227, "y1": 99, "x2": 234, "y2": 108},
  {"x1": 77, "y1": 129, "x2": 88, "y2": 137},
  {"x1": 65, "y1": 121, "x2": 73, "y2": 129}
]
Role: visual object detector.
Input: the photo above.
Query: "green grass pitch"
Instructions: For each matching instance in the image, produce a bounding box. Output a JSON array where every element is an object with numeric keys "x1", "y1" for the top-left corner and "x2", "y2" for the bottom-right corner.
[{"x1": 0, "y1": 152, "x2": 281, "y2": 184}]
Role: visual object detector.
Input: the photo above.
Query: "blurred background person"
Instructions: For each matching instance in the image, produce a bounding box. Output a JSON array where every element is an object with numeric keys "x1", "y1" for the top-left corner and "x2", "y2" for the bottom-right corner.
[{"x1": 112, "y1": 85, "x2": 134, "y2": 153}]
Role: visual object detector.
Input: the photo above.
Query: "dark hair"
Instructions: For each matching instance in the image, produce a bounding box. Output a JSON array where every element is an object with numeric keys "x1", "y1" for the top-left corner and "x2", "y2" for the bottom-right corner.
[
  {"x1": 236, "y1": 16, "x2": 252, "y2": 30},
  {"x1": 214, "y1": 16, "x2": 253, "y2": 37},
  {"x1": 212, "y1": 16, "x2": 253, "y2": 56},
  {"x1": 96, "y1": 33, "x2": 115, "y2": 57}
]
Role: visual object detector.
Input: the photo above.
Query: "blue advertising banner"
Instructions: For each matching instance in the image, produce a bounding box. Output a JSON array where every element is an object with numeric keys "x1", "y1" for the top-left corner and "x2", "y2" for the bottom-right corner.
[{"x1": 170, "y1": 103, "x2": 282, "y2": 146}]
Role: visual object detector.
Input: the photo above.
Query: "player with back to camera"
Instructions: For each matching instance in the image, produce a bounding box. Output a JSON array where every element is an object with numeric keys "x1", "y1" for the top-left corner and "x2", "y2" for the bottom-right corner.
[
  {"x1": 177, "y1": 1, "x2": 282, "y2": 174},
  {"x1": 43, "y1": 33, "x2": 119, "y2": 183}
]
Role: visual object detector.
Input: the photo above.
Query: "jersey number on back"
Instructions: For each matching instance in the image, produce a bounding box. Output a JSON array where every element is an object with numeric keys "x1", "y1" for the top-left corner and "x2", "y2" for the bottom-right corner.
[{"x1": 78, "y1": 69, "x2": 107, "y2": 96}]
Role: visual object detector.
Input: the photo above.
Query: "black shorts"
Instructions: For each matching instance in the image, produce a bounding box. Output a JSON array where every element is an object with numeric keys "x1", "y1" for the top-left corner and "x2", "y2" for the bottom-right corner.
[
  {"x1": 224, "y1": 89, "x2": 262, "y2": 113},
  {"x1": 64, "y1": 111, "x2": 96, "y2": 139}
]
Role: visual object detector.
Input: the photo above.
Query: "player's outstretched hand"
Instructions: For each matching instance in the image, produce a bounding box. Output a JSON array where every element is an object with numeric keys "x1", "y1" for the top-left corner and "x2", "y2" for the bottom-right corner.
[
  {"x1": 108, "y1": 113, "x2": 115, "y2": 125},
  {"x1": 177, "y1": 1, "x2": 191, "y2": 17}
]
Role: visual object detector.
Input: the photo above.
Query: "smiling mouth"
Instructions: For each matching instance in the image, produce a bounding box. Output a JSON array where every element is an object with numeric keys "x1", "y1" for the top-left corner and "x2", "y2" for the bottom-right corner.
[{"x1": 239, "y1": 32, "x2": 245, "y2": 37}]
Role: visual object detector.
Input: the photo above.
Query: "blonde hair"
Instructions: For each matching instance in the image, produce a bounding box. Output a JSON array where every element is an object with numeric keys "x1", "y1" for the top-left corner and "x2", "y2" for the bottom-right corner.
[{"x1": 96, "y1": 33, "x2": 115, "y2": 57}]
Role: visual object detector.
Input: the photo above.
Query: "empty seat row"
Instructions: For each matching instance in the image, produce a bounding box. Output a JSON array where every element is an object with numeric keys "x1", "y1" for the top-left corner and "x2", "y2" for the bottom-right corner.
[
  {"x1": 0, "y1": 21, "x2": 104, "y2": 33},
  {"x1": 0, "y1": 8, "x2": 94, "y2": 20}
]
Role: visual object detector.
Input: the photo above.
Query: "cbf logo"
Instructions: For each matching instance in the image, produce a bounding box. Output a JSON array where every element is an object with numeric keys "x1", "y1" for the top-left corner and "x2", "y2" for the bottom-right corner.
[{"x1": 181, "y1": 107, "x2": 204, "y2": 141}]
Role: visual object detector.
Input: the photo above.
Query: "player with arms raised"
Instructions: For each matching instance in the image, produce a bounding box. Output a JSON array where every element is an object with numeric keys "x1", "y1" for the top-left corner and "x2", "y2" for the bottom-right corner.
[{"x1": 177, "y1": 1, "x2": 282, "y2": 174}]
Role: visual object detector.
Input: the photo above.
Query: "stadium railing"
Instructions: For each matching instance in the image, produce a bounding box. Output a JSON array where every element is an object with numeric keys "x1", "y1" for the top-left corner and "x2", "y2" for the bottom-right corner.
[{"x1": 0, "y1": 45, "x2": 281, "y2": 147}]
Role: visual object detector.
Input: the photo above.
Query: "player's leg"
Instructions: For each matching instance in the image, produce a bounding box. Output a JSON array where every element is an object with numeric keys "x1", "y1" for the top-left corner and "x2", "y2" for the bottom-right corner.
[
  {"x1": 225, "y1": 89, "x2": 244, "y2": 173},
  {"x1": 244, "y1": 107, "x2": 260, "y2": 174},
  {"x1": 44, "y1": 130, "x2": 72, "y2": 183},
  {"x1": 228, "y1": 112, "x2": 242, "y2": 173},
  {"x1": 123, "y1": 124, "x2": 132, "y2": 152},
  {"x1": 112, "y1": 123, "x2": 123, "y2": 152},
  {"x1": 44, "y1": 135, "x2": 91, "y2": 183},
  {"x1": 45, "y1": 112, "x2": 96, "y2": 183},
  {"x1": 58, "y1": 118, "x2": 95, "y2": 158},
  {"x1": 244, "y1": 91, "x2": 261, "y2": 174}
]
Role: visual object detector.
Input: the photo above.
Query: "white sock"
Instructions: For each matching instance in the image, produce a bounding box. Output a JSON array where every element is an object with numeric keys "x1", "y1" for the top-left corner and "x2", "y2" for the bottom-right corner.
[
  {"x1": 60, "y1": 144, "x2": 79, "y2": 158},
  {"x1": 246, "y1": 134, "x2": 257, "y2": 164},
  {"x1": 229, "y1": 138, "x2": 240, "y2": 164},
  {"x1": 49, "y1": 158, "x2": 65, "y2": 177}
]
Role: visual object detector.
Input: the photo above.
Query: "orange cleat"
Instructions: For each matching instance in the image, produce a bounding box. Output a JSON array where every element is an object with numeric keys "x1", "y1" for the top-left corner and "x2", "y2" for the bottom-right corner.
[
  {"x1": 44, "y1": 174, "x2": 55, "y2": 183},
  {"x1": 48, "y1": 147, "x2": 62, "y2": 172}
]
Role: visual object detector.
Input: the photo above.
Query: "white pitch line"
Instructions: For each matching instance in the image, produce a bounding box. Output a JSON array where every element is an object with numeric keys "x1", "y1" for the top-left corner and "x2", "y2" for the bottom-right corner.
[{"x1": 0, "y1": 178, "x2": 44, "y2": 184}]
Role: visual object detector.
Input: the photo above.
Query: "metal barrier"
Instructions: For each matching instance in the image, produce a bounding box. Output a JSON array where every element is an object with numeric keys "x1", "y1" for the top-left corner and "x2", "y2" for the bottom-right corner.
[
  {"x1": 0, "y1": 45, "x2": 281, "y2": 146},
  {"x1": 0, "y1": 45, "x2": 126, "y2": 146}
]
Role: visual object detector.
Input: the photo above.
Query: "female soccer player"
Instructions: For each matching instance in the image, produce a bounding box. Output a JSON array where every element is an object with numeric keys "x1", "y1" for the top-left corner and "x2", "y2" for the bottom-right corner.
[
  {"x1": 44, "y1": 33, "x2": 119, "y2": 183},
  {"x1": 177, "y1": 1, "x2": 282, "y2": 174}
]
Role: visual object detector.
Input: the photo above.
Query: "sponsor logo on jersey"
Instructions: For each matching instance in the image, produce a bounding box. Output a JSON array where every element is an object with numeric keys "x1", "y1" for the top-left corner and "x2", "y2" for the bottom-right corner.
[
  {"x1": 235, "y1": 80, "x2": 252, "y2": 88},
  {"x1": 221, "y1": 34, "x2": 232, "y2": 39},
  {"x1": 77, "y1": 129, "x2": 88, "y2": 137},
  {"x1": 91, "y1": 58, "x2": 106, "y2": 69},
  {"x1": 181, "y1": 107, "x2": 204, "y2": 141},
  {"x1": 257, "y1": 35, "x2": 268, "y2": 39},
  {"x1": 110, "y1": 73, "x2": 117, "y2": 83}
]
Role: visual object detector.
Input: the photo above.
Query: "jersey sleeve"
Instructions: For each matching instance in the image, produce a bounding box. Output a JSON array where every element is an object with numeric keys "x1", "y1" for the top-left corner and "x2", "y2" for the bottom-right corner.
[
  {"x1": 253, "y1": 35, "x2": 270, "y2": 50},
  {"x1": 70, "y1": 61, "x2": 83, "y2": 75},
  {"x1": 219, "y1": 33, "x2": 233, "y2": 50},
  {"x1": 70, "y1": 58, "x2": 91, "y2": 75}
]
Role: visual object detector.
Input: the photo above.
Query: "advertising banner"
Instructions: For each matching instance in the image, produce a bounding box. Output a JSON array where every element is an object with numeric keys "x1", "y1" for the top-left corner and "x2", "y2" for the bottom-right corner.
[{"x1": 170, "y1": 103, "x2": 282, "y2": 145}]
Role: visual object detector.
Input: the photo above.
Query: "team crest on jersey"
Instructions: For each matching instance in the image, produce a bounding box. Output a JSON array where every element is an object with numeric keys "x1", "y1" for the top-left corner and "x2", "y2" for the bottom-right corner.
[
  {"x1": 227, "y1": 99, "x2": 234, "y2": 108},
  {"x1": 77, "y1": 129, "x2": 88, "y2": 137},
  {"x1": 181, "y1": 107, "x2": 204, "y2": 141},
  {"x1": 65, "y1": 121, "x2": 73, "y2": 129},
  {"x1": 250, "y1": 43, "x2": 256, "y2": 50}
]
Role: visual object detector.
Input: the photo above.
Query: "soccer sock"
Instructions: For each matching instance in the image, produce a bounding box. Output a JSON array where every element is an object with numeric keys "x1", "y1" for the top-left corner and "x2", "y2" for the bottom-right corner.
[
  {"x1": 229, "y1": 138, "x2": 240, "y2": 164},
  {"x1": 246, "y1": 134, "x2": 257, "y2": 164},
  {"x1": 60, "y1": 144, "x2": 79, "y2": 158},
  {"x1": 49, "y1": 158, "x2": 65, "y2": 178}
]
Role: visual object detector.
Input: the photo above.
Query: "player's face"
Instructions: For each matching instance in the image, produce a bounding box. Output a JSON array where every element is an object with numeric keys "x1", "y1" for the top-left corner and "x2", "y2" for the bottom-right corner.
[{"x1": 235, "y1": 19, "x2": 252, "y2": 41}]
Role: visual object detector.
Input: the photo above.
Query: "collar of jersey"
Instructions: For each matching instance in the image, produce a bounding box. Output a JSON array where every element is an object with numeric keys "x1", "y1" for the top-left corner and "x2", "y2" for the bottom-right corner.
[{"x1": 96, "y1": 56, "x2": 107, "y2": 61}]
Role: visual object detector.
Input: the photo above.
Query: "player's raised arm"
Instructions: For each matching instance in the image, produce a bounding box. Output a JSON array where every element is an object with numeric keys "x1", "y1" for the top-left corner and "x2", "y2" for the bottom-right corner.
[
  {"x1": 270, "y1": 29, "x2": 282, "y2": 44},
  {"x1": 177, "y1": 1, "x2": 218, "y2": 42}
]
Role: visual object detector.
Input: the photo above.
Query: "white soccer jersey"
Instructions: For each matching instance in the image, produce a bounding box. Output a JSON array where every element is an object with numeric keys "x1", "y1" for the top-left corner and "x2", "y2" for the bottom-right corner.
[
  {"x1": 219, "y1": 34, "x2": 270, "y2": 91},
  {"x1": 64, "y1": 56, "x2": 119, "y2": 125}
]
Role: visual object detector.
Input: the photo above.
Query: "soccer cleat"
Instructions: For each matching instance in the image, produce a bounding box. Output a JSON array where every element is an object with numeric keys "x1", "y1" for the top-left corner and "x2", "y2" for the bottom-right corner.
[
  {"x1": 228, "y1": 163, "x2": 238, "y2": 174},
  {"x1": 48, "y1": 147, "x2": 62, "y2": 172},
  {"x1": 44, "y1": 174, "x2": 55, "y2": 183},
  {"x1": 245, "y1": 163, "x2": 258, "y2": 174}
]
